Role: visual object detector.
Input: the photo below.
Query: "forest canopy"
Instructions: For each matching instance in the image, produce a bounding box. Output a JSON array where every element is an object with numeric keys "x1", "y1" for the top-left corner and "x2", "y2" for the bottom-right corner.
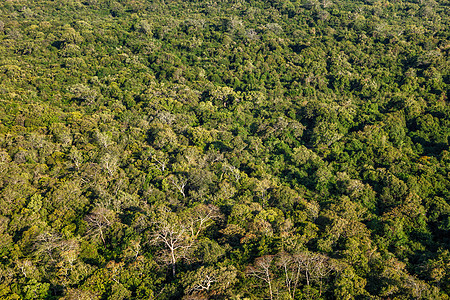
[{"x1": 0, "y1": 0, "x2": 449, "y2": 299}]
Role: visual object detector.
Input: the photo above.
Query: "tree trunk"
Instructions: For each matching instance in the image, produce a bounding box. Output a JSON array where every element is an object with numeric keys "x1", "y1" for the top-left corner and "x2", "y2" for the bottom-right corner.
[{"x1": 171, "y1": 249, "x2": 176, "y2": 276}]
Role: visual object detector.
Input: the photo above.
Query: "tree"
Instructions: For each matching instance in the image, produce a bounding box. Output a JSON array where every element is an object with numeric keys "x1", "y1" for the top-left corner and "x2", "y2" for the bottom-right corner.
[
  {"x1": 149, "y1": 205, "x2": 194, "y2": 276},
  {"x1": 183, "y1": 266, "x2": 216, "y2": 294},
  {"x1": 182, "y1": 265, "x2": 238, "y2": 297},
  {"x1": 69, "y1": 146, "x2": 83, "y2": 170},
  {"x1": 333, "y1": 265, "x2": 368, "y2": 300},
  {"x1": 85, "y1": 206, "x2": 116, "y2": 245},
  {"x1": 61, "y1": 288, "x2": 99, "y2": 300},
  {"x1": 149, "y1": 204, "x2": 222, "y2": 276},
  {"x1": 100, "y1": 153, "x2": 119, "y2": 177},
  {"x1": 276, "y1": 251, "x2": 299, "y2": 300},
  {"x1": 69, "y1": 84, "x2": 98, "y2": 105},
  {"x1": 293, "y1": 251, "x2": 334, "y2": 298},
  {"x1": 148, "y1": 149, "x2": 169, "y2": 172},
  {"x1": 246, "y1": 255, "x2": 275, "y2": 300},
  {"x1": 138, "y1": 20, "x2": 152, "y2": 36},
  {"x1": 34, "y1": 231, "x2": 62, "y2": 264},
  {"x1": 184, "y1": 204, "x2": 223, "y2": 239},
  {"x1": 168, "y1": 173, "x2": 188, "y2": 198},
  {"x1": 95, "y1": 131, "x2": 114, "y2": 150}
]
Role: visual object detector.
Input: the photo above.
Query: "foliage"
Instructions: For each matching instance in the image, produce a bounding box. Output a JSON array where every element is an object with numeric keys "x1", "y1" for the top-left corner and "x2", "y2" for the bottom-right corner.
[{"x1": 0, "y1": 0, "x2": 449, "y2": 298}]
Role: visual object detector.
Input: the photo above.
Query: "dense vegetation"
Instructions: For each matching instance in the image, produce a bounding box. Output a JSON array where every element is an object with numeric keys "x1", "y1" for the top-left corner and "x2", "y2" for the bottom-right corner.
[{"x1": 0, "y1": 0, "x2": 449, "y2": 298}]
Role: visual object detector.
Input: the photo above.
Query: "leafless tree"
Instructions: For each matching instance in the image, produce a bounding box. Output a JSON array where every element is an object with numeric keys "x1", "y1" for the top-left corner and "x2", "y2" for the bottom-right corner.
[
  {"x1": 182, "y1": 265, "x2": 238, "y2": 298},
  {"x1": 149, "y1": 206, "x2": 193, "y2": 276},
  {"x1": 169, "y1": 174, "x2": 188, "y2": 198},
  {"x1": 70, "y1": 84, "x2": 98, "y2": 106},
  {"x1": 305, "y1": 200, "x2": 320, "y2": 223},
  {"x1": 223, "y1": 164, "x2": 240, "y2": 182},
  {"x1": 277, "y1": 251, "x2": 299, "y2": 299},
  {"x1": 62, "y1": 288, "x2": 99, "y2": 300},
  {"x1": 185, "y1": 204, "x2": 223, "y2": 239},
  {"x1": 187, "y1": 267, "x2": 217, "y2": 293},
  {"x1": 16, "y1": 260, "x2": 35, "y2": 278},
  {"x1": 85, "y1": 206, "x2": 115, "y2": 244},
  {"x1": 405, "y1": 275, "x2": 427, "y2": 300},
  {"x1": 292, "y1": 252, "x2": 333, "y2": 297},
  {"x1": 124, "y1": 239, "x2": 142, "y2": 261},
  {"x1": 95, "y1": 130, "x2": 113, "y2": 149},
  {"x1": 34, "y1": 232, "x2": 62, "y2": 263},
  {"x1": 273, "y1": 251, "x2": 335, "y2": 299},
  {"x1": 69, "y1": 147, "x2": 83, "y2": 170},
  {"x1": 149, "y1": 205, "x2": 222, "y2": 277},
  {"x1": 246, "y1": 255, "x2": 275, "y2": 300},
  {"x1": 100, "y1": 153, "x2": 119, "y2": 176},
  {"x1": 149, "y1": 150, "x2": 168, "y2": 172}
]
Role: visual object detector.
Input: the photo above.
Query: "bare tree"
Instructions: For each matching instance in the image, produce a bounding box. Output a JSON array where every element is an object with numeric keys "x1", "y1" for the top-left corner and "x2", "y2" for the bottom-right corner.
[
  {"x1": 34, "y1": 233, "x2": 80, "y2": 282},
  {"x1": 273, "y1": 251, "x2": 335, "y2": 299},
  {"x1": 101, "y1": 153, "x2": 119, "y2": 177},
  {"x1": 292, "y1": 252, "x2": 333, "y2": 298},
  {"x1": 404, "y1": 275, "x2": 427, "y2": 299},
  {"x1": 246, "y1": 255, "x2": 275, "y2": 300},
  {"x1": 34, "y1": 232, "x2": 62, "y2": 263},
  {"x1": 124, "y1": 239, "x2": 142, "y2": 261},
  {"x1": 69, "y1": 84, "x2": 98, "y2": 106},
  {"x1": 277, "y1": 251, "x2": 298, "y2": 299},
  {"x1": 184, "y1": 204, "x2": 223, "y2": 239},
  {"x1": 223, "y1": 164, "x2": 240, "y2": 182},
  {"x1": 95, "y1": 131, "x2": 113, "y2": 149},
  {"x1": 149, "y1": 205, "x2": 222, "y2": 277},
  {"x1": 69, "y1": 147, "x2": 83, "y2": 170},
  {"x1": 255, "y1": 178, "x2": 272, "y2": 204},
  {"x1": 16, "y1": 260, "x2": 35, "y2": 278},
  {"x1": 61, "y1": 288, "x2": 99, "y2": 300},
  {"x1": 56, "y1": 239, "x2": 80, "y2": 285},
  {"x1": 182, "y1": 265, "x2": 238, "y2": 297},
  {"x1": 150, "y1": 150, "x2": 169, "y2": 172},
  {"x1": 169, "y1": 174, "x2": 188, "y2": 198},
  {"x1": 85, "y1": 207, "x2": 115, "y2": 244},
  {"x1": 186, "y1": 266, "x2": 217, "y2": 293},
  {"x1": 305, "y1": 200, "x2": 320, "y2": 223},
  {"x1": 149, "y1": 206, "x2": 193, "y2": 276}
]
